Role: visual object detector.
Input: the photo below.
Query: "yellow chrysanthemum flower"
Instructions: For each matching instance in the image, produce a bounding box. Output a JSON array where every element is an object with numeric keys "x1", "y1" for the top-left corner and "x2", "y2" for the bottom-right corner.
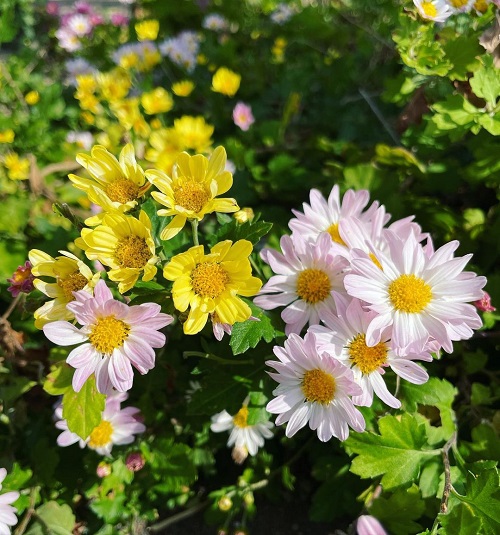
[
  {"x1": 3, "y1": 152, "x2": 30, "y2": 180},
  {"x1": 164, "y1": 240, "x2": 262, "y2": 334},
  {"x1": 141, "y1": 87, "x2": 174, "y2": 115},
  {"x1": 110, "y1": 98, "x2": 151, "y2": 137},
  {"x1": 0, "y1": 129, "x2": 15, "y2": 143},
  {"x1": 135, "y1": 19, "x2": 160, "y2": 41},
  {"x1": 98, "y1": 70, "x2": 132, "y2": 102},
  {"x1": 25, "y1": 90, "x2": 40, "y2": 105},
  {"x1": 173, "y1": 116, "x2": 214, "y2": 153},
  {"x1": 145, "y1": 146, "x2": 239, "y2": 240},
  {"x1": 145, "y1": 128, "x2": 184, "y2": 174},
  {"x1": 76, "y1": 73, "x2": 98, "y2": 93},
  {"x1": 69, "y1": 144, "x2": 149, "y2": 226},
  {"x1": 75, "y1": 211, "x2": 158, "y2": 294},
  {"x1": 172, "y1": 80, "x2": 194, "y2": 97},
  {"x1": 211, "y1": 67, "x2": 241, "y2": 97},
  {"x1": 28, "y1": 249, "x2": 100, "y2": 329}
]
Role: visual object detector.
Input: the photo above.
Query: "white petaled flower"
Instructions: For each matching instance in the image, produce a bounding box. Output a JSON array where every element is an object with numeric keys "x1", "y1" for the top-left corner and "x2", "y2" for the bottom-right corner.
[
  {"x1": 344, "y1": 232, "x2": 486, "y2": 354},
  {"x1": 413, "y1": 0, "x2": 454, "y2": 21},
  {"x1": 310, "y1": 297, "x2": 432, "y2": 409},
  {"x1": 0, "y1": 468, "x2": 19, "y2": 535},
  {"x1": 254, "y1": 233, "x2": 348, "y2": 335},
  {"x1": 266, "y1": 332, "x2": 365, "y2": 442},
  {"x1": 54, "y1": 391, "x2": 145, "y2": 456},
  {"x1": 55, "y1": 28, "x2": 82, "y2": 52},
  {"x1": 445, "y1": 0, "x2": 475, "y2": 13},
  {"x1": 211, "y1": 405, "x2": 274, "y2": 463},
  {"x1": 67, "y1": 13, "x2": 93, "y2": 36},
  {"x1": 43, "y1": 280, "x2": 173, "y2": 394},
  {"x1": 288, "y1": 186, "x2": 387, "y2": 250}
]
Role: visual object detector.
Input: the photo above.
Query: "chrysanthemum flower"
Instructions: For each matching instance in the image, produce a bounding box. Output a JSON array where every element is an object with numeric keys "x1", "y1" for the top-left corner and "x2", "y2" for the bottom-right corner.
[
  {"x1": 211, "y1": 404, "x2": 273, "y2": 462},
  {"x1": 164, "y1": 240, "x2": 262, "y2": 335},
  {"x1": 3, "y1": 152, "x2": 30, "y2": 180},
  {"x1": 254, "y1": 233, "x2": 348, "y2": 335},
  {"x1": 211, "y1": 67, "x2": 241, "y2": 97},
  {"x1": 0, "y1": 468, "x2": 19, "y2": 534},
  {"x1": 141, "y1": 87, "x2": 173, "y2": 115},
  {"x1": 233, "y1": 102, "x2": 255, "y2": 131},
  {"x1": 344, "y1": 232, "x2": 486, "y2": 354},
  {"x1": 311, "y1": 297, "x2": 432, "y2": 409},
  {"x1": 172, "y1": 80, "x2": 194, "y2": 97},
  {"x1": 445, "y1": 0, "x2": 475, "y2": 13},
  {"x1": 146, "y1": 147, "x2": 239, "y2": 241},
  {"x1": 413, "y1": 0, "x2": 453, "y2": 21},
  {"x1": 43, "y1": 280, "x2": 173, "y2": 393},
  {"x1": 288, "y1": 186, "x2": 386, "y2": 249},
  {"x1": 68, "y1": 144, "x2": 148, "y2": 226},
  {"x1": 7, "y1": 261, "x2": 35, "y2": 297},
  {"x1": 54, "y1": 391, "x2": 146, "y2": 456},
  {"x1": 145, "y1": 127, "x2": 184, "y2": 173},
  {"x1": 172, "y1": 116, "x2": 214, "y2": 153},
  {"x1": 28, "y1": 249, "x2": 100, "y2": 329},
  {"x1": 266, "y1": 332, "x2": 365, "y2": 442},
  {"x1": 75, "y1": 211, "x2": 158, "y2": 294},
  {"x1": 135, "y1": 19, "x2": 160, "y2": 41}
]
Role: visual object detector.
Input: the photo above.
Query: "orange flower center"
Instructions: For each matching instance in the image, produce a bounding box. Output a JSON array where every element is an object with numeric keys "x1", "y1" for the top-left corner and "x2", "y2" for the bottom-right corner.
[
  {"x1": 115, "y1": 235, "x2": 152, "y2": 269},
  {"x1": 89, "y1": 316, "x2": 130, "y2": 354},
  {"x1": 58, "y1": 272, "x2": 88, "y2": 301},
  {"x1": 301, "y1": 369, "x2": 336, "y2": 404},
  {"x1": 88, "y1": 420, "x2": 113, "y2": 448},
  {"x1": 348, "y1": 333, "x2": 388, "y2": 374},
  {"x1": 191, "y1": 262, "x2": 230, "y2": 299},
  {"x1": 296, "y1": 268, "x2": 331, "y2": 304},
  {"x1": 388, "y1": 274, "x2": 432, "y2": 313},
  {"x1": 173, "y1": 181, "x2": 210, "y2": 213}
]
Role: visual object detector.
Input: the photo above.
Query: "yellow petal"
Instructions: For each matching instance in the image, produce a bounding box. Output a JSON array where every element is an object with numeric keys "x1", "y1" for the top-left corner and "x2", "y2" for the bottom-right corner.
[
  {"x1": 160, "y1": 215, "x2": 186, "y2": 240},
  {"x1": 184, "y1": 307, "x2": 209, "y2": 335}
]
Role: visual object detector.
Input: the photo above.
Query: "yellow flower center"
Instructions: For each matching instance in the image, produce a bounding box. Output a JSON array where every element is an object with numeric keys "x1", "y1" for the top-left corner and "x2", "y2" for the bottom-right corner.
[
  {"x1": 89, "y1": 316, "x2": 130, "y2": 354},
  {"x1": 88, "y1": 420, "x2": 113, "y2": 448},
  {"x1": 233, "y1": 406, "x2": 249, "y2": 428},
  {"x1": 58, "y1": 272, "x2": 88, "y2": 301},
  {"x1": 326, "y1": 223, "x2": 347, "y2": 246},
  {"x1": 301, "y1": 369, "x2": 336, "y2": 404},
  {"x1": 191, "y1": 262, "x2": 230, "y2": 298},
  {"x1": 421, "y1": 1, "x2": 438, "y2": 17},
  {"x1": 388, "y1": 274, "x2": 432, "y2": 313},
  {"x1": 474, "y1": 0, "x2": 488, "y2": 13},
  {"x1": 449, "y1": 0, "x2": 468, "y2": 7},
  {"x1": 114, "y1": 235, "x2": 152, "y2": 269},
  {"x1": 369, "y1": 253, "x2": 383, "y2": 270},
  {"x1": 173, "y1": 181, "x2": 210, "y2": 213},
  {"x1": 296, "y1": 269, "x2": 331, "y2": 304},
  {"x1": 105, "y1": 178, "x2": 140, "y2": 203},
  {"x1": 348, "y1": 333, "x2": 388, "y2": 374}
]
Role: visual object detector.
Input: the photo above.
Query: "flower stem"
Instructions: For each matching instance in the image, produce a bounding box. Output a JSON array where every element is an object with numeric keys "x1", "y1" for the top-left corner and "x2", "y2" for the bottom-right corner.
[
  {"x1": 191, "y1": 218, "x2": 199, "y2": 246},
  {"x1": 183, "y1": 351, "x2": 253, "y2": 365}
]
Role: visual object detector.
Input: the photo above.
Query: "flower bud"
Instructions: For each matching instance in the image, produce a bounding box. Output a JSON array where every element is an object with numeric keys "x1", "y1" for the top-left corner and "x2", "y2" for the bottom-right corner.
[
  {"x1": 126, "y1": 452, "x2": 146, "y2": 472},
  {"x1": 218, "y1": 495, "x2": 233, "y2": 512},
  {"x1": 96, "y1": 462, "x2": 111, "y2": 478}
]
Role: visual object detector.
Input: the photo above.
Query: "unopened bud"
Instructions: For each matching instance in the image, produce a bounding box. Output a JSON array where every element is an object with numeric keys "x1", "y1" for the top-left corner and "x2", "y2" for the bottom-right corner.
[
  {"x1": 126, "y1": 452, "x2": 145, "y2": 472},
  {"x1": 96, "y1": 462, "x2": 111, "y2": 478},
  {"x1": 218, "y1": 495, "x2": 233, "y2": 512},
  {"x1": 473, "y1": 292, "x2": 496, "y2": 312},
  {"x1": 234, "y1": 207, "x2": 254, "y2": 224}
]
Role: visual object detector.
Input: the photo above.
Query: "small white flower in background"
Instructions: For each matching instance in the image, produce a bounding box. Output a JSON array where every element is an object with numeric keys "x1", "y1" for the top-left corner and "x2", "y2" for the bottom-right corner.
[
  {"x1": 202, "y1": 14, "x2": 230, "y2": 32},
  {"x1": 66, "y1": 13, "x2": 93, "y2": 36},
  {"x1": 445, "y1": 0, "x2": 475, "y2": 13},
  {"x1": 0, "y1": 468, "x2": 19, "y2": 534},
  {"x1": 55, "y1": 28, "x2": 82, "y2": 52},
  {"x1": 185, "y1": 380, "x2": 202, "y2": 402},
  {"x1": 270, "y1": 3, "x2": 296, "y2": 24},
  {"x1": 413, "y1": 0, "x2": 454, "y2": 21},
  {"x1": 54, "y1": 391, "x2": 146, "y2": 456},
  {"x1": 66, "y1": 131, "x2": 93, "y2": 151},
  {"x1": 211, "y1": 403, "x2": 273, "y2": 463}
]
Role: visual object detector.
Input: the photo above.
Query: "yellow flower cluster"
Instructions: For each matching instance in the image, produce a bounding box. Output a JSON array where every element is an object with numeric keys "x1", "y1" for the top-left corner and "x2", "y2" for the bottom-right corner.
[{"x1": 29, "y1": 143, "x2": 261, "y2": 337}]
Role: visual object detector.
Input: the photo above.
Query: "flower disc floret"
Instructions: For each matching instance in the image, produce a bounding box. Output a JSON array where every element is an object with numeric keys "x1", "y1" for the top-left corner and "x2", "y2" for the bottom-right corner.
[
  {"x1": 88, "y1": 420, "x2": 114, "y2": 448},
  {"x1": 43, "y1": 280, "x2": 173, "y2": 393},
  {"x1": 301, "y1": 369, "x2": 336, "y2": 404},
  {"x1": 146, "y1": 146, "x2": 239, "y2": 240},
  {"x1": 388, "y1": 274, "x2": 432, "y2": 313},
  {"x1": 348, "y1": 334, "x2": 388, "y2": 375},
  {"x1": 164, "y1": 240, "x2": 262, "y2": 335},
  {"x1": 296, "y1": 268, "x2": 331, "y2": 304}
]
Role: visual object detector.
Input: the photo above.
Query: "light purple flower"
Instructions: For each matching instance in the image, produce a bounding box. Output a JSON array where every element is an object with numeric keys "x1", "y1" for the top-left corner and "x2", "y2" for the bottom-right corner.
[
  {"x1": 43, "y1": 280, "x2": 173, "y2": 393},
  {"x1": 233, "y1": 102, "x2": 255, "y2": 131},
  {"x1": 356, "y1": 515, "x2": 388, "y2": 535},
  {"x1": 0, "y1": 468, "x2": 19, "y2": 534}
]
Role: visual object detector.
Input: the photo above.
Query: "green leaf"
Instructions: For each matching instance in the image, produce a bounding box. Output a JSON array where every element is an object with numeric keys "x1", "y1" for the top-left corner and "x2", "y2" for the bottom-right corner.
[
  {"x1": 62, "y1": 375, "x2": 106, "y2": 440},
  {"x1": 90, "y1": 494, "x2": 127, "y2": 525},
  {"x1": 345, "y1": 413, "x2": 441, "y2": 490},
  {"x1": 443, "y1": 35, "x2": 482, "y2": 82},
  {"x1": 370, "y1": 486, "x2": 424, "y2": 535},
  {"x1": 477, "y1": 114, "x2": 500, "y2": 136},
  {"x1": 43, "y1": 363, "x2": 74, "y2": 396},
  {"x1": 375, "y1": 144, "x2": 426, "y2": 173},
  {"x1": 470, "y1": 56, "x2": 500, "y2": 108},
  {"x1": 465, "y1": 424, "x2": 500, "y2": 463},
  {"x1": 25, "y1": 501, "x2": 75, "y2": 535},
  {"x1": 213, "y1": 218, "x2": 272, "y2": 246},
  {"x1": 438, "y1": 502, "x2": 483, "y2": 535},
  {"x1": 230, "y1": 301, "x2": 276, "y2": 355},
  {"x1": 450, "y1": 466, "x2": 500, "y2": 535}
]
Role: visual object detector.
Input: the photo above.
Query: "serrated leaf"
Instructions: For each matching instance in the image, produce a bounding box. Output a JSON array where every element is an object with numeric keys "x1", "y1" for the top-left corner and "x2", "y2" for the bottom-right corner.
[
  {"x1": 214, "y1": 218, "x2": 272, "y2": 246},
  {"x1": 230, "y1": 301, "x2": 276, "y2": 355},
  {"x1": 370, "y1": 486, "x2": 424, "y2": 535},
  {"x1": 25, "y1": 501, "x2": 75, "y2": 535},
  {"x1": 345, "y1": 413, "x2": 441, "y2": 490},
  {"x1": 443, "y1": 36, "x2": 482, "y2": 82},
  {"x1": 43, "y1": 363, "x2": 74, "y2": 396},
  {"x1": 450, "y1": 466, "x2": 500, "y2": 535},
  {"x1": 470, "y1": 56, "x2": 500, "y2": 108},
  {"x1": 62, "y1": 375, "x2": 106, "y2": 440},
  {"x1": 438, "y1": 503, "x2": 483, "y2": 535}
]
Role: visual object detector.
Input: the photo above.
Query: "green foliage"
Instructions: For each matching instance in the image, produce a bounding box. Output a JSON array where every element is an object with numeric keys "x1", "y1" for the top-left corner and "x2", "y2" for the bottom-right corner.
[
  {"x1": 230, "y1": 300, "x2": 277, "y2": 354},
  {"x1": 25, "y1": 501, "x2": 76, "y2": 535}
]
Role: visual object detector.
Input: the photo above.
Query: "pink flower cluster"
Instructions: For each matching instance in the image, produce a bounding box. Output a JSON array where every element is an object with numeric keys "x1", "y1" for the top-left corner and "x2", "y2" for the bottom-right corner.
[{"x1": 257, "y1": 186, "x2": 487, "y2": 442}]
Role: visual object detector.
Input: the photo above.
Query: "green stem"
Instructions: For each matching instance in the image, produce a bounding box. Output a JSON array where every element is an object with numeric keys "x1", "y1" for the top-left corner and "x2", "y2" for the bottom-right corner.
[
  {"x1": 190, "y1": 218, "x2": 200, "y2": 246},
  {"x1": 183, "y1": 351, "x2": 253, "y2": 365}
]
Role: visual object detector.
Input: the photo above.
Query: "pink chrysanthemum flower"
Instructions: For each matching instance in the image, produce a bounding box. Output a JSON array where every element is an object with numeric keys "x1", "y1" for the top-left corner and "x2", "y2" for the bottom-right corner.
[
  {"x1": 344, "y1": 232, "x2": 486, "y2": 354},
  {"x1": 54, "y1": 391, "x2": 145, "y2": 456},
  {"x1": 232, "y1": 102, "x2": 255, "y2": 131},
  {"x1": 7, "y1": 260, "x2": 35, "y2": 297},
  {"x1": 356, "y1": 515, "x2": 388, "y2": 535},
  {"x1": 0, "y1": 468, "x2": 19, "y2": 534},
  {"x1": 266, "y1": 332, "x2": 365, "y2": 442},
  {"x1": 310, "y1": 297, "x2": 432, "y2": 409},
  {"x1": 43, "y1": 280, "x2": 173, "y2": 394},
  {"x1": 254, "y1": 233, "x2": 347, "y2": 335},
  {"x1": 288, "y1": 186, "x2": 386, "y2": 249}
]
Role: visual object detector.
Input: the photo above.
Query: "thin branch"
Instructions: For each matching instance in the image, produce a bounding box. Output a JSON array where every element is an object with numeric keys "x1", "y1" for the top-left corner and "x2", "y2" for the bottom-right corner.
[
  {"x1": 13, "y1": 487, "x2": 38, "y2": 535},
  {"x1": 359, "y1": 88, "x2": 400, "y2": 146},
  {"x1": 147, "y1": 500, "x2": 209, "y2": 533},
  {"x1": 440, "y1": 432, "x2": 457, "y2": 514},
  {"x1": 1, "y1": 293, "x2": 22, "y2": 321}
]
